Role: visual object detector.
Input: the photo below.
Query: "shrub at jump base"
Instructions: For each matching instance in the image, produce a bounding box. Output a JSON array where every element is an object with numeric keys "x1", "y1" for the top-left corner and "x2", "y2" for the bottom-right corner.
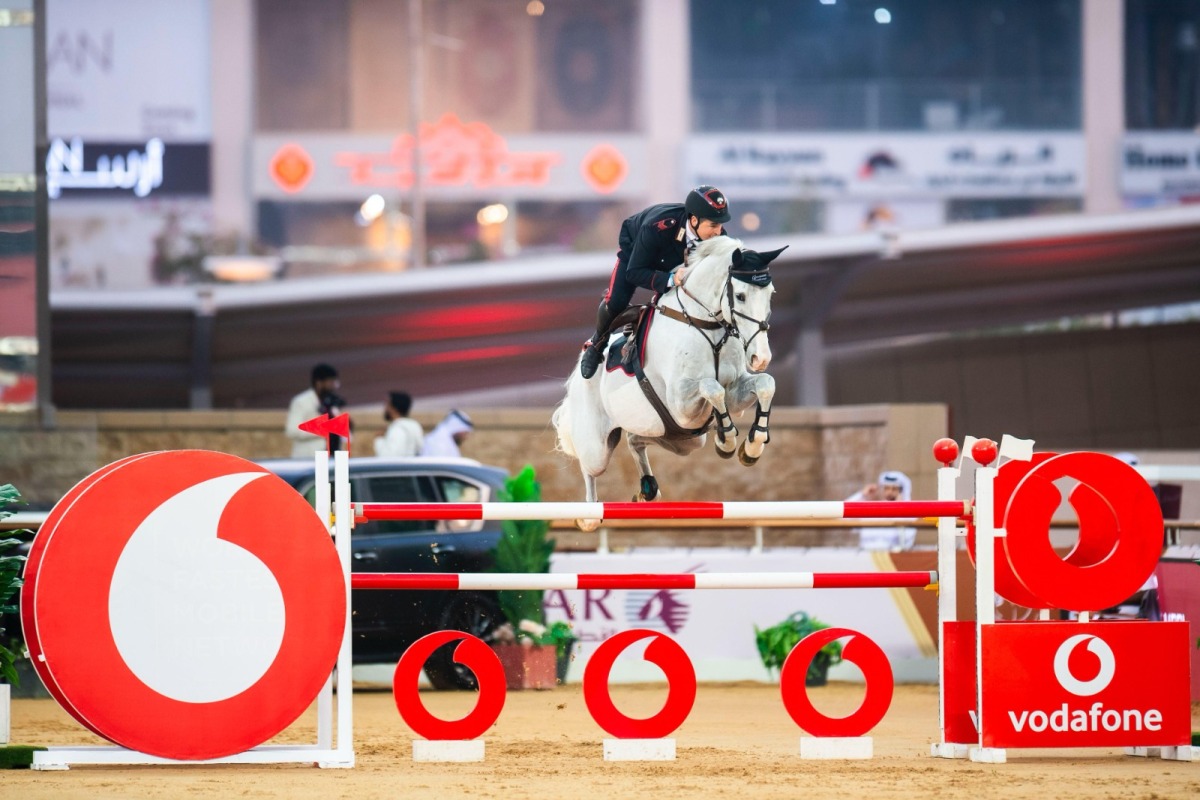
[
  {"x1": 0, "y1": 484, "x2": 30, "y2": 688},
  {"x1": 754, "y1": 611, "x2": 844, "y2": 686},
  {"x1": 488, "y1": 465, "x2": 576, "y2": 687}
]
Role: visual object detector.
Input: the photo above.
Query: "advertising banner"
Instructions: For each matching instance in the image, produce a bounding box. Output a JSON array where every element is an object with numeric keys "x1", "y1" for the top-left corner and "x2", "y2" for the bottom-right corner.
[
  {"x1": 548, "y1": 548, "x2": 935, "y2": 683},
  {"x1": 46, "y1": 0, "x2": 211, "y2": 141},
  {"x1": 979, "y1": 621, "x2": 1192, "y2": 748},
  {"x1": 685, "y1": 133, "x2": 1086, "y2": 200},
  {"x1": 1120, "y1": 133, "x2": 1200, "y2": 197},
  {"x1": 253, "y1": 120, "x2": 647, "y2": 201}
]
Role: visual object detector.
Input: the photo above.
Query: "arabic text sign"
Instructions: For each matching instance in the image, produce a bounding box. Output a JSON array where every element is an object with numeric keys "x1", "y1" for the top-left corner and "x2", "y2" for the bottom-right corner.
[
  {"x1": 46, "y1": 138, "x2": 210, "y2": 199},
  {"x1": 685, "y1": 133, "x2": 1086, "y2": 199}
]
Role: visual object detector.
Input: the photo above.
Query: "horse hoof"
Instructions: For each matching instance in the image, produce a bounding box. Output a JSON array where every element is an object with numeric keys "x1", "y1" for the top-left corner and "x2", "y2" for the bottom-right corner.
[
  {"x1": 715, "y1": 444, "x2": 736, "y2": 459},
  {"x1": 737, "y1": 441, "x2": 760, "y2": 467},
  {"x1": 575, "y1": 518, "x2": 601, "y2": 533},
  {"x1": 639, "y1": 475, "x2": 659, "y2": 501}
]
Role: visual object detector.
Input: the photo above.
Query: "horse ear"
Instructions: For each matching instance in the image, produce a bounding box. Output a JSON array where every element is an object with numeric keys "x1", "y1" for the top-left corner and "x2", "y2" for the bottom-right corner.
[
  {"x1": 756, "y1": 245, "x2": 789, "y2": 267},
  {"x1": 732, "y1": 248, "x2": 744, "y2": 268}
]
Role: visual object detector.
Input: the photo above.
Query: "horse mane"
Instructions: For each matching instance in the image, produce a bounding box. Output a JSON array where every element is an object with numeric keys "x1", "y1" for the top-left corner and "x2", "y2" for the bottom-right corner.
[
  {"x1": 685, "y1": 236, "x2": 744, "y2": 292},
  {"x1": 692, "y1": 235, "x2": 742, "y2": 266}
]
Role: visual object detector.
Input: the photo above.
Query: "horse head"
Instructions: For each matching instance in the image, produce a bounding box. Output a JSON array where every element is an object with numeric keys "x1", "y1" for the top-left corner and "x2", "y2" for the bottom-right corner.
[{"x1": 728, "y1": 244, "x2": 787, "y2": 373}]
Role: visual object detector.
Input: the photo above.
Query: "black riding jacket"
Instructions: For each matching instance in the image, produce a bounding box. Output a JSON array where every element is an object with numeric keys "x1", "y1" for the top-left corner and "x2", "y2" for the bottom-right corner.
[{"x1": 617, "y1": 203, "x2": 691, "y2": 296}]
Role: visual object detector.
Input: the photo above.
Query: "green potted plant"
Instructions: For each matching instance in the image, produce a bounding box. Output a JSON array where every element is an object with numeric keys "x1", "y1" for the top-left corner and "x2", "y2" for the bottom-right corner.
[
  {"x1": 1, "y1": 484, "x2": 38, "y2": 761},
  {"x1": 488, "y1": 465, "x2": 576, "y2": 689},
  {"x1": 0, "y1": 485, "x2": 29, "y2": 690},
  {"x1": 754, "y1": 611, "x2": 844, "y2": 686}
]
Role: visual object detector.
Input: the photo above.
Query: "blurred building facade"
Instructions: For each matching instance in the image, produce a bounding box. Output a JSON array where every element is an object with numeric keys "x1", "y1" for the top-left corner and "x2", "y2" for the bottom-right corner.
[
  {"x1": 32, "y1": 0, "x2": 1200, "y2": 290},
  {"x1": 1, "y1": 0, "x2": 1196, "y2": 446}
]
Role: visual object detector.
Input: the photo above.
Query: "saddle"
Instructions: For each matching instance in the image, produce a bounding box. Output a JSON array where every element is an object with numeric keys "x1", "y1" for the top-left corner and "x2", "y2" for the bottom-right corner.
[{"x1": 604, "y1": 305, "x2": 653, "y2": 377}]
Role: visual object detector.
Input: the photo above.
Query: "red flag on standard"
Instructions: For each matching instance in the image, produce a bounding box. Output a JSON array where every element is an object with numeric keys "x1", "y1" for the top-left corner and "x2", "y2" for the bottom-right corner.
[{"x1": 298, "y1": 413, "x2": 351, "y2": 438}]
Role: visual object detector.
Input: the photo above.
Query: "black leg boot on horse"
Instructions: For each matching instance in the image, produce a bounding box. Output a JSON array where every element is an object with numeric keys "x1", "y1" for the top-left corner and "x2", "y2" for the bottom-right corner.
[{"x1": 580, "y1": 301, "x2": 617, "y2": 379}]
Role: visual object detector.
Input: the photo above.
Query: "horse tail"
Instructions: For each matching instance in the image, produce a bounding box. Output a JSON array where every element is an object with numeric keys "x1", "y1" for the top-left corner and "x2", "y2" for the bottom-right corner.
[{"x1": 551, "y1": 374, "x2": 578, "y2": 458}]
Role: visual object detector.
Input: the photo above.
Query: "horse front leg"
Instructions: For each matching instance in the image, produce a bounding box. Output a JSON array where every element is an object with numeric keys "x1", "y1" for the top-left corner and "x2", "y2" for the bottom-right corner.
[
  {"x1": 626, "y1": 433, "x2": 662, "y2": 500},
  {"x1": 696, "y1": 378, "x2": 737, "y2": 459},
  {"x1": 729, "y1": 373, "x2": 775, "y2": 466}
]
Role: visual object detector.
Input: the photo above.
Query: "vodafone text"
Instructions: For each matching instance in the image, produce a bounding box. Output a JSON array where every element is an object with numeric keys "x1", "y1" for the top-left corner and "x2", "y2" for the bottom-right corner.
[{"x1": 1007, "y1": 702, "x2": 1163, "y2": 734}]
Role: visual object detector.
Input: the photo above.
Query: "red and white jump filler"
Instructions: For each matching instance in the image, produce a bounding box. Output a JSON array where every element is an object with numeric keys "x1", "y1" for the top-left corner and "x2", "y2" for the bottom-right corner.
[
  {"x1": 932, "y1": 436, "x2": 1192, "y2": 762},
  {"x1": 16, "y1": 434, "x2": 1195, "y2": 769}
]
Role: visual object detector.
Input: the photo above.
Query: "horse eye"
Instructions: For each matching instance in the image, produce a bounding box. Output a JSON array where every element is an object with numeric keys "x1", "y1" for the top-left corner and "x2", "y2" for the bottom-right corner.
[{"x1": 735, "y1": 293, "x2": 746, "y2": 302}]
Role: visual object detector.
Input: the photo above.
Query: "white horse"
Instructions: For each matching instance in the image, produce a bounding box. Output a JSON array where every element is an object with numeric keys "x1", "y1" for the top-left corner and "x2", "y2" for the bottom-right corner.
[{"x1": 553, "y1": 236, "x2": 785, "y2": 524}]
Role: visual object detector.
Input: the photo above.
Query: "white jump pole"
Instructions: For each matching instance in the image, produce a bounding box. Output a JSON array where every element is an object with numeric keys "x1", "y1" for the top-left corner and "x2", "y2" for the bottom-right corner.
[
  {"x1": 970, "y1": 459, "x2": 1004, "y2": 764},
  {"x1": 354, "y1": 500, "x2": 967, "y2": 522},
  {"x1": 932, "y1": 457, "x2": 967, "y2": 759}
]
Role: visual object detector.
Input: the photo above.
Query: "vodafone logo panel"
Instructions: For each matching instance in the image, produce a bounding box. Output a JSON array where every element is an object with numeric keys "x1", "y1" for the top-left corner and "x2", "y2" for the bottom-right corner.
[
  {"x1": 979, "y1": 621, "x2": 1191, "y2": 749},
  {"x1": 21, "y1": 451, "x2": 347, "y2": 760}
]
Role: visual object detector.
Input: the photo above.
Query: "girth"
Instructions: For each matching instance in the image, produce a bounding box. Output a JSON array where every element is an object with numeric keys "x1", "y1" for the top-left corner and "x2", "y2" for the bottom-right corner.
[{"x1": 627, "y1": 311, "x2": 713, "y2": 440}]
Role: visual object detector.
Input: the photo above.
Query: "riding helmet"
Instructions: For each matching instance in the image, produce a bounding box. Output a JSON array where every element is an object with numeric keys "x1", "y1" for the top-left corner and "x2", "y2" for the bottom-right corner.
[{"x1": 684, "y1": 185, "x2": 732, "y2": 224}]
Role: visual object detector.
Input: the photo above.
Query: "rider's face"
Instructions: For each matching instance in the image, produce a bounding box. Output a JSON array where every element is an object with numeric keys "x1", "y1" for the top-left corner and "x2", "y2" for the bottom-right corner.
[{"x1": 692, "y1": 218, "x2": 723, "y2": 240}]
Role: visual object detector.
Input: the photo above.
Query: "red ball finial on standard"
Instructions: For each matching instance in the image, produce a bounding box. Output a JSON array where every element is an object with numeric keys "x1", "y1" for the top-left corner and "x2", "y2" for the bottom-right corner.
[
  {"x1": 932, "y1": 437, "x2": 959, "y2": 467},
  {"x1": 971, "y1": 438, "x2": 998, "y2": 467}
]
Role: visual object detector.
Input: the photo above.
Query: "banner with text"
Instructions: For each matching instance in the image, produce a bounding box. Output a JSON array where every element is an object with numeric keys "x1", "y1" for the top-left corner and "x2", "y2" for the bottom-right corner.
[
  {"x1": 1120, "y1": 133, "x2": 1200, "y2": 197},
  {"x1": 548, "y1": 548, "x2": 934, "y2": 683},
  {"x1": 685, "y1": 133, "x2": 1086, "y2": 200}
]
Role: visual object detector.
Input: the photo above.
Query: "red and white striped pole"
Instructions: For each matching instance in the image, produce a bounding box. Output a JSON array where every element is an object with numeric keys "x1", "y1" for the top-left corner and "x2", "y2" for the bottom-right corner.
[
  {"x1": 353, "y1": 500, "x2": 967, "y2": 522},
  {"x1": 350, "y1": 571, "x2": 937, "y2": 591}
]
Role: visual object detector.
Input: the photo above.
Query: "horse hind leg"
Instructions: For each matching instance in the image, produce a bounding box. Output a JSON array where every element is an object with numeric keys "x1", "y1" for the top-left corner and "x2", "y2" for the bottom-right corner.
[
  {"x1": 626, "y1": 433, "x2": 662, "y2": 501},
  {"x1": 556, "y1": 370, "x2": 623, "y2": 530},
  {"x1": 573, "y1": 472, "x2": 601, "y2": 531},
  {"x1": 575, "y1": 430, "x2": 620, "y2": 531}
]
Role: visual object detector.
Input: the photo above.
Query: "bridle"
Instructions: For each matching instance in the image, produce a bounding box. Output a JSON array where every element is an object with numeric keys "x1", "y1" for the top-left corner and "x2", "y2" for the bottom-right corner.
[{"x1": 663, "y1": 263, "x2": 772, "y2": 377}]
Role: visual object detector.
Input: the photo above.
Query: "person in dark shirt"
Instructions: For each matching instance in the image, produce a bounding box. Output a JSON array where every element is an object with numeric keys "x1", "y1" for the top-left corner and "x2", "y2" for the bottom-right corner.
[{"x1": 578, "y1": 185, "x2": 732, "y2": 379}]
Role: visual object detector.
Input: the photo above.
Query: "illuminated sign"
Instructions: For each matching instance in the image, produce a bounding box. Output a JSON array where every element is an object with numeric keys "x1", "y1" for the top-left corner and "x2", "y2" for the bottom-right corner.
[
  {"x1": 46, "y1": 137, "x2": 210, "y2": 199},
  {"x1": 580, "y1": 144, "x2": 628, "y2": 195},
  {"x1": 268, "y1": 143, "x2": 314, "y2": 194},
  {"x1": 332, "y1": 113, "x2": 561, "y2": 191},
  {"x1": 253, "y1": 122, "x2": 646, "y2": 201}
]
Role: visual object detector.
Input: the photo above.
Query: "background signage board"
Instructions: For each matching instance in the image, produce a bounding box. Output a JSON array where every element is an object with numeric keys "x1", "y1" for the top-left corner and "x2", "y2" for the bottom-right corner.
[
  {"x1": 252, "y1": 126, "x2": 648, "y2": 201},
  {"x1": 1120, "y1": 133, "x2": 1200, "y2": 197},
  {"x1": 47, "y1": 0, "x2": 211, "y2": 142},
  {"x1": 685, "y1": 133, "x2": 1086, "y2": 200}
]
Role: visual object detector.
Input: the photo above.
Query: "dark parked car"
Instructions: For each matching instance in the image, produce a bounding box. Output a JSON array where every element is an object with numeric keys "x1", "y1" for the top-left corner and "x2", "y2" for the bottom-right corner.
[{"x1": 259, "y1": 456, "x2": 510, "y2": 690}]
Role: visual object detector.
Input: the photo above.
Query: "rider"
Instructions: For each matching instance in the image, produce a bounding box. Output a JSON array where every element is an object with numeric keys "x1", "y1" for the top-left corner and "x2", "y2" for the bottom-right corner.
[{"x1": 578, "y1": 185, "x2": 732, "y2": 379}]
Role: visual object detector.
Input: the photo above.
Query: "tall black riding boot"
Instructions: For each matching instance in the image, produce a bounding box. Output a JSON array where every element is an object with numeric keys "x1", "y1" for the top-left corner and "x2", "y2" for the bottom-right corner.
[{"x1": 579, "y1": 301, "x2": 616, "y2": 379}]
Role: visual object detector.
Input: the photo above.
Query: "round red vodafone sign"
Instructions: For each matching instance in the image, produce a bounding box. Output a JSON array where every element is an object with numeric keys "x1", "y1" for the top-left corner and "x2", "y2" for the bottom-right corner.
[{"x1": 21, "y1": 451, "x2": 346, "y2": 760}]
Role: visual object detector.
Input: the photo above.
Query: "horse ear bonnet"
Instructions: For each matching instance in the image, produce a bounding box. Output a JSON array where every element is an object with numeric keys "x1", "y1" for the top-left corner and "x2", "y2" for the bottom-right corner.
[{"x1": 731, "y1": 245, "x2": 788, "y2": 287}]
